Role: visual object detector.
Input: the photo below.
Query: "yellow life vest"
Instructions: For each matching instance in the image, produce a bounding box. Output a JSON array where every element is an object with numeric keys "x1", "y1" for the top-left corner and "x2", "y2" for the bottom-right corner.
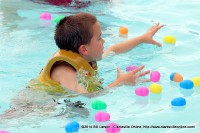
[{"x1": 29, "y1": 50, "x2": 104, "y2": 94}]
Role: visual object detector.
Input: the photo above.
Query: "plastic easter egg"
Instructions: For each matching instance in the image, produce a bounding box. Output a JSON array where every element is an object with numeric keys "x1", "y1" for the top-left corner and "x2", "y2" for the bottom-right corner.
[
  {"x1": 150, "y1": 83, "x2": 162, "y2": 94},
  {"x1": 150, "y1": 71, "x2": 160, "y2": 82},
  {"x1": 0, "y1": 131, "x2": 10, "y2": 133},
  {"x1": 106, "y1": 122, "x2": 121, "y2": 133},
  {"x1": 170, "y1": 72, "x2": 183, "y2": 82},
  {"x1": 191, "y1": 77, "x2": 200, "y2": 87},
  {"x1": 40, "y1": 12, "x2": 51, "y2": 20},
  {"x1": 135, "y1": 87, "x2": 149, "y2": 96},
  {"x1": 180, "y1": 80, "x2": 194, "y2": 89},
  {"x1": 65, "y1": 121, "x2": 79, "y2": 132},
  {"x1": 163, "y1": 35, "x2": 176, "y2": 44},
  {"x1": 126, "y1": 65, "x2": 137, "y2": 72},
  {"x1": 54, "y1": 15, "x2": 65, "y2": 24},
  {"x1": 95, "y1": 112, "x2": 110, "y2": 122},
  {"x1": 171, "y1": 97, "x2": 186, "y2": 106},
  {"x1": 119, "y1": 26, "x2": 128, "y2": 36},
  {"x1": 92, "y1": 100, "x2": 107, "y2": 110}
]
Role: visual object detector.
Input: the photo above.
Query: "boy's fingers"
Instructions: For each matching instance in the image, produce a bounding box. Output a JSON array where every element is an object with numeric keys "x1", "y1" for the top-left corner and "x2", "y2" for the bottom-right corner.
[
  {"x1": 131, "y1": 65, "x2": 145, "y2": 74},
  {"x1": 159, "y1": 24, "x2": 164, "y2": 29},
  {"x1": 138, "y1": 70, "x2": 150, "y2": 77},
  {"x1": 152, "y1": 23, "x2": 160, "y2": 29},
  {"x1": 137, "y1": 79, "x2": 151, "y2": 83},
  {"x1": 117, "y1": 67, "x2": 122, "y2": 74},
  {"x1": 152, "y1": 40, "x2": 162, "y2": 47},
  {"x1": 155, "y1": 24, "x2": 164, "y2": 32},
  {"x1": 155, "y1": 23, "x2": 160, "y2": 27}
]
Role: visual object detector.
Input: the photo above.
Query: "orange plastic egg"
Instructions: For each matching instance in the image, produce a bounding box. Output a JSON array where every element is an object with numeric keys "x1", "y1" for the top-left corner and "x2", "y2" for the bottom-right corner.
[
  {"x1": 119, "y1": 26, "x2": 128, "y2": 36},
  {"x1": 170, "y1": 72, "x2": 183, "y2": 82}
]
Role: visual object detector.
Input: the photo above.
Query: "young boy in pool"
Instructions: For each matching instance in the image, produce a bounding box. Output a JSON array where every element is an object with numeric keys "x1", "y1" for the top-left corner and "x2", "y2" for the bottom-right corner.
[{"x1": 32, "y1": 12, "x2": 163, "y2": 94}]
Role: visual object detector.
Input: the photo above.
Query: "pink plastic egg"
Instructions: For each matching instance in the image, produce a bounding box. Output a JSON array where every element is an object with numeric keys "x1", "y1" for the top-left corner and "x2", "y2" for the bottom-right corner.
[
  {"x1": 40, "y1": 12, "x2": 52, "y2": 20},
  {"x1": 126, "y1": 65, "x2": 137, "y2": 72},
  {"x1": 0, "y1": 131, "x2": 10, "y2": 133},
  {"x1": 95, "y1": 112, "x2": 110, "y2": 122},
  {"x1": 106, "y1": 122, "x2": 121, "y2": 133},
  {"x1": 150, "y1": 71, "x2": 160, "y2": 82},
  {"x1": 135, "y1": 87, "x2": 149, "y2": 96}
]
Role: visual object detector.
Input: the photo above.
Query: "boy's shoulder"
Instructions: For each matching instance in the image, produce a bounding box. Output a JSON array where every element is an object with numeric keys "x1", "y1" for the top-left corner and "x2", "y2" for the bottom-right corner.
[{"x1": 51, "y1": 62, "x2": 76, "y2": 83}]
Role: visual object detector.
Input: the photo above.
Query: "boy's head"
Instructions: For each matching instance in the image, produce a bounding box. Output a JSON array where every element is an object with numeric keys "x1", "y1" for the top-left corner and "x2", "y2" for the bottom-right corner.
[
  {"x1": 55, "y1": 12, "x2": 97, "y2": 54},
  {"x1": 55, "y1": 12, "x2": 105, "y2": 62}
]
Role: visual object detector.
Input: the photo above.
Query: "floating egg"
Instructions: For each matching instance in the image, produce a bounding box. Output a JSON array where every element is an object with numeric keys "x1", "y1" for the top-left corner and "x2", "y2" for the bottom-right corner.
[
  {"x1": 0, "y1": 131, "x2": 10, "y2": 133},
  {"x1": 150, "y1": 83, "x2": 162, "y2": 94},
  {"x1": 170, "y1": 72, "x2": 183, "y2": 82},
  {"x1": 65, "y1": 121, "x2": 80, "y2": 132},
  {"x1": 54, "y1": 15, "x2": 65, "y2": 24},
  {"x1": 126, "y1": 65, "x2": 137, "y2": 72},
  {"x1": 92, "y1": 100, "x2": 107, "y2": 110},
  {"x1": 171, "y1": 97, "x2": 186, "y2": 106},
  {"x1": 119, "y1": 26, "x2": 128, "y2": 36},
  {"x1": 150, "y1": 71, "x2": 160, "y2": 82},
  {"x1": 180, "y1": 80, "x2": 194, "y2": 89},
  {"x1": 191, "y1": 77, "x2": 200, "y2": 87},
  {"x1": 135, "y1": 87, "x2": 149, "y2": 96},
  {"x1": 163, "y1": 35, "x2": 176, "y2": 44},
  {"x1": 40, "y1": 12, "x2": 51, "y2": 20},
  {"x1": 106, "y1": 122, "x2": 121, "y2": 133},
  {"x1": 95, "y1": 112, "x2": 110, "y2": 122}
]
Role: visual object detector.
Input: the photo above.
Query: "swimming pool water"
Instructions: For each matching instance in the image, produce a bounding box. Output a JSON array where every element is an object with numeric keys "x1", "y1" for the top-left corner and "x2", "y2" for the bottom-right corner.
[{"x1": 0, "y1": 0, "x2": 200, "y2": 133}]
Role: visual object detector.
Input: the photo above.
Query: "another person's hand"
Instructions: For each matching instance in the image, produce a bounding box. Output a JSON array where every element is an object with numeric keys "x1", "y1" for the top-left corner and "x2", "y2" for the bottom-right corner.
[
  {"x1": 142, "y1": 23, "x2": 164, "y2": 47},
  {"x1": 116, "y1": 65, "x2": 150, "y2": 86}
]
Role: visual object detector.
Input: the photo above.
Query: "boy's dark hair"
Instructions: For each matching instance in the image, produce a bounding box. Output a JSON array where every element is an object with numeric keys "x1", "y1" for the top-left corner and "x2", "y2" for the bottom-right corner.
[{"x1": 54, "y1": 12, "x2": 97, "y2": 53}]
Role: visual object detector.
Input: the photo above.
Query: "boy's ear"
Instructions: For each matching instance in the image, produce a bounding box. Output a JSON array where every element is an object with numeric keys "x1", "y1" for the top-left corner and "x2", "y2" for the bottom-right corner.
[{"x1": 78, "y1": 44, "x2": 88, "y2": 56}]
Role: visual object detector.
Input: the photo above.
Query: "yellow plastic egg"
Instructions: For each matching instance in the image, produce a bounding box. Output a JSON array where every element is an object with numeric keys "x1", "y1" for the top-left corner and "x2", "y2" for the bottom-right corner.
[
  {"x1": 191, "y1": 77, "x2": 200, "y2": 87},
  {"x1": 163, "y1": 35, "x2": 176, "y2": 44},
  {"x1": 150, "y1": 83, "x2": 162, "y2": 94}
]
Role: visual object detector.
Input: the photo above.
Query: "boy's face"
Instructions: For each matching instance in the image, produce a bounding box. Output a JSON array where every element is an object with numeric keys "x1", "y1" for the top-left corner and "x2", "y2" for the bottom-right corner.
[{"x1": 85, "y1": 21, "x2": 105, "y2": 62}]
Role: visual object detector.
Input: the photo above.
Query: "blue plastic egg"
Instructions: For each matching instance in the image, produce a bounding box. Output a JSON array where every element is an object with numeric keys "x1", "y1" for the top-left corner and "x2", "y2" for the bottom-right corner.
[
  {"x1": 180, "y1": 80, "x2": 194, "y2": 89},
  {"x1": 65, "y1": 121, "x2": 80, "y2": 132},
  {"x1": 171, "y1": 97, "x2": 186, "y2": 106}
]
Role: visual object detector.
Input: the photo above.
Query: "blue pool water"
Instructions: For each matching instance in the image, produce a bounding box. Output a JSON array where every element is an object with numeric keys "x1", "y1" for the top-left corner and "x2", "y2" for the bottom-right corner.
[{"x1": 0, "y1": 0, "x2": 200, "y2": 133}]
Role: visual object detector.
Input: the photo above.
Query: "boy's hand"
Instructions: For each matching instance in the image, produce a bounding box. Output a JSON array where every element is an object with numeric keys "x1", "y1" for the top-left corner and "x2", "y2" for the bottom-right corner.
[
  {"x1": 116, "y1": 65, "x2": 150, "y2": 86},
  {"x1": 142, "y1": 23, "x2": 164, "y2": 47}
]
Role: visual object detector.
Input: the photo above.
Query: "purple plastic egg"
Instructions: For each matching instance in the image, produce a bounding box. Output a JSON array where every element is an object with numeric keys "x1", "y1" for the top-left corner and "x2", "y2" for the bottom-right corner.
[
  {"x1": 126, "y1": 65, "x2": 137, "y2": 72},
  {"x1": 150, "y1": 71, "x2": 160, "y2": 82},
  {"x1": 106, "y1": 122, "x2": 121, "y2": 133},
  {"x1": 95, "y1": 112, "x2": 110, "y2": 122},
  {"x1": 135, "y1": 87, "x2": 149, "y2": 96}
]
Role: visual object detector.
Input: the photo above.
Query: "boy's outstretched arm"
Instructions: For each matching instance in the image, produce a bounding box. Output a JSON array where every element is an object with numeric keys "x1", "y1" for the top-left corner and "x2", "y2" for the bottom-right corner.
[{"x1": 103, "y1": 23, "x2": 164, "y2": 55}]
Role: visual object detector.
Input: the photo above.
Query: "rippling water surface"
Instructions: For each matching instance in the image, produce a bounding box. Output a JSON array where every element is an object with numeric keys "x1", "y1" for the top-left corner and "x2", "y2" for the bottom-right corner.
[{"x1": 0, "y1": 0, "x2": 200, "y2": 133}]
